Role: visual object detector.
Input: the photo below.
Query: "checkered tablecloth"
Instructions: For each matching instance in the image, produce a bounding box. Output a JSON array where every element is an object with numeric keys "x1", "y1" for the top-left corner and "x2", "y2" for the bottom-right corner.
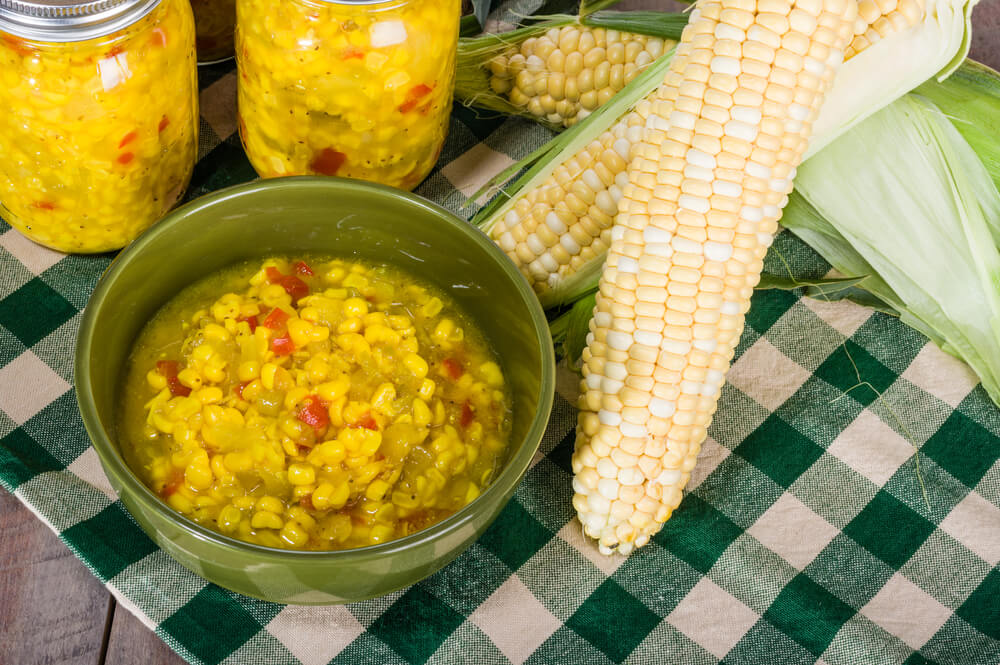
[{"x1": 3, "y1": 8, "x2": 1000, "y2": 663}]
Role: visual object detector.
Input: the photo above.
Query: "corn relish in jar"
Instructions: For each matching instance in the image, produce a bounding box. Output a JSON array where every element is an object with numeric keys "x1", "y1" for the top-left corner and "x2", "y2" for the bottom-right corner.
[
  {"x1": 191, "y1": 0, "x2": 235, "y2": 63},
  {"x1": 119, "y1": 257, "x2": 513, "y2": 551},
  {"x1": 0, "y1": 0, "x2": 197, "y2": 253},
  {"x1": 236, "y1": 0, "x2": 461, "y2": 191}
]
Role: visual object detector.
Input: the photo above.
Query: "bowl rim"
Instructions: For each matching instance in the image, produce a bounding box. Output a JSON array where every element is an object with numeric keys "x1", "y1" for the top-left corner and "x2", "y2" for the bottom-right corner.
[{"x1": 75, "y1": 176, "x2": 556, "y2": 561}]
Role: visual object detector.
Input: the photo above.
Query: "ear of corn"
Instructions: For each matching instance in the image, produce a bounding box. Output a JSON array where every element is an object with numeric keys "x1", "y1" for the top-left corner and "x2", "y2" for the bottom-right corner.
[
  {"x1": 475, "y1": 0, "x2": 977, "y2": 310},
  {"x1": 569, "y1": 0, "x2": 859, "y2": 555},
  {"x1": 455, "y1": 12, "x2": 686, "y2": 130}
]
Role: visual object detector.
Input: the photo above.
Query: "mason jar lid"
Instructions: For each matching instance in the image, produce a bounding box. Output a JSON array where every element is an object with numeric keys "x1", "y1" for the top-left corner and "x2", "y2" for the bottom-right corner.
[{"x1": 0, "y1": 0, "x2": 160, "y2": 42}]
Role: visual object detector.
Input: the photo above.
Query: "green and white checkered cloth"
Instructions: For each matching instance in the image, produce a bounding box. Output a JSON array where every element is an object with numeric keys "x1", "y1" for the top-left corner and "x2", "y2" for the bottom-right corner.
[{"x1": 3, "y1": 36, "x2": 1000, "y2": 665}]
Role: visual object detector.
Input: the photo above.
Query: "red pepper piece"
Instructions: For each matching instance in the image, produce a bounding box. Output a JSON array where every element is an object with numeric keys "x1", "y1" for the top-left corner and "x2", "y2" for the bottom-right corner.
[
  {"x1": 158, "y1": 115, "x2": 170, "y2": 132},
  {"x1": 266, "y1": 267, "x2": 310, "y2": 303},
  {"x1": 460, "y1": 401, "x2": 475, "y2": 428},
  {"x1": 32, "y1": 201, "x2": 56, "y2": 210},
  {"x1": 310, "y1": 148, "x2": 347, "y2": 176},
  {"x1": 293, "y1": 260, "x2": 314, "y2": 276},
  {"x1": 107, "y1": 44, "x2": 125, "y2": 58},
  {"x1": 442, "y1": 357, "x2": 463, "y2": 381},
  {"x1": 233, "y1": 380, "x2": 252, "y2": 399},
  {"x1": 271, "y1": 333, "x2": 295, "y2": 356},
  {"x1": 151, "y1": 27, "x2": 167, "y2": 47},
  {"x1": 341, "y1": 45, "x2": 365, "y2": 60},
  {"x1": 297, "y1": 396, "x2": 329, "y2": 431},
  {"x1": 262, "y1": 307, "x2": 289, "y2": 329},
  {"x1": 299, "y1": 494, "x2": 315, "y2": 510},
  {"x1": 236, "y1": 314, "x2": 258, "y2": 332},
  {"x1": 117, "y1": 152, "x2": 135, "y2": 165},
  {"x1": 399, "y1": 83, "x2": 434, "y2": 113},
  {"x1": 2, "y1": 34, "x2": 34, "y2": 57},
  {"x1": 156, "y1": 360, "x2": 191, "y2": 397},
  {"x1": 118, "y1": 131, "x2": 137, "y2": 148},
  {"x1": 161, "y1": 473, "x2": 183, "y2": 497},
  {"x1": 281, "y1": 275, "x2": 309, "y2": 303},
  {"x1": 351, "y1": 412, "x2": 379, "y2": 431}
]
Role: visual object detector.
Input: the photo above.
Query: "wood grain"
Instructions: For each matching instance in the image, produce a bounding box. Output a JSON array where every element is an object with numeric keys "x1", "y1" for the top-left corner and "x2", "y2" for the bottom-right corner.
[
  {"x1": 0, "y1": 489, "x2": 111, "y2": 665},
  {"x1": 104, "y1": 605, "x2": 187, "y2": 665}
]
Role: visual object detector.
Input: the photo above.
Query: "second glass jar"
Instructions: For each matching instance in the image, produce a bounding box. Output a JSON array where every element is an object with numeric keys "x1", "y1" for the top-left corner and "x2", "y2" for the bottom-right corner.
[{"x1": 236, "y1": 0, "x2": 460, "y2": 191}]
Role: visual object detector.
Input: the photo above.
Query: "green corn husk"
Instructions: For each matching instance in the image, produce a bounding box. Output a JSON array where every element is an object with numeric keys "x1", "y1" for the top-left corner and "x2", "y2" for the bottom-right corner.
[
  {"x1": 454, "y1": 11, "x2": 688, "y2": 130},
  {"x1": 785, "y1": 92, "x2": 1000, "y2": 405}
]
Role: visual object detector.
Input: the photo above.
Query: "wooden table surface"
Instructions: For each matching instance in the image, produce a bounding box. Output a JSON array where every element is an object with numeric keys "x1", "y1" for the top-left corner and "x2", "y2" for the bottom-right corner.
[{"x1": 2, "y1": 1, "x2": 998, "y2": 663}]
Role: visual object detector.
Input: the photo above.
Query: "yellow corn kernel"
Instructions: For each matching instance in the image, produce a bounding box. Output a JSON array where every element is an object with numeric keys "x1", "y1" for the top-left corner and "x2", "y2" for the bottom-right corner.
[
  {"x1": 280, "y1": 521, "x2": 309, "y2": 547},
  {"x1": 288, "y1": 319, "x2": 317, "y2": 346},
  {"x1": 287, "y1": 506, "x2": 316, "y2": 529},
  {"x1": 479, "y1": 361, "x2": 504, "y2": 387},
  {"x1": 288, "y1": 463, "x2": 317, "y2": 486},
  {"x1": 233, "y1": 496, "x2": 256, "y2": 511},
  {"x1": 191, "y1": 344, "x2": 214, "y2": 363},
  {"x1": 241, "y1": 379, "x2": 262, "y2": 402},
  {"x1": 146, "y1": 369, "x2": 168, "y2": 391},
  {"x1": 364, "y1": 324, "x2": 401, "y2": 346},
  {"x1": 412, "y1": 398, "x2": 432, "y2": 428},
  {"x1": 387, "y1": 314, "x2": 411, "y2": 330},
  {"x1": 312, "y1": 482, "x2": 350, "y2": 510},
  {"x1": 328, "y1": 396, "x2": 346, "y2": 428},
  {"x1": 151, "y1": 413, "x2": 174, "y2": 434},
  {"x1": 317, "y1": 375, "x2": 351, "y2": 402},
  {"x1": 203, "y1": 323, "x2": 232, "y2": 344},
  {"x1": 282, "y1": 439, "x2": 300, "y2": 458},
  {"x1": 303, "y1": 356, "x2": 330, "y2": 383},
  {"x1": 418, "y1": 378, "x2": 436, "y2": 400},
  {"x1": 210, "y1": 455, "x2": 232, "y2": 481},
  {"x1": 391, "y1": 490, "x2": 420, "y2": 509},
  {"x1": 284, "y1": 386, "x2": 311, "y2": 411},
  {"x1": 420, "y1": 297, "x2": 443, "y2": 317},
  {"x1": 261, "y1": 363, "x2": 279, "y2": 390},
  {"x1": 292, "y1": 484, "x2": 315, "y2": 501},
  {"x1": 366, "y1": 479, "x2": 391, "y2": 501},
  {"x1": 400, "y1": 338, "x2": 419, "y2": 354},
  {"x1": 343, "y1": 297, "x2": 369, "y2": 318},
  {"x1": 196, "y1": 386, "x2": 223, "y2": 405},
  {"x1": 217, "y1": 504, "x2": 243, "y2": 533},
  {"x1": 238, "y1": 361, "x2": 261, "y2": 382},
  {"x1": 433, "y1": 399, "x2": 446, "y2": 426},
  {"x1": 256, "y1": 495, "x2": 285, "y2": 514},
  {"x1": 167, "y1": 492, "x2": 194, "y2": 514},
  {"x1": 369, "y1": 524, "x2": 395, "y2": 544},
  {"x1": 371, "y1": 383, "x2": 396, "y2": 412},
  {"x1": 177, "y1": 368, "x2": 203, "y2": 390},
  {"x1": 432, "y1": 319, "x2": 455, "y2": 345},
  {"x1": 251, "y1": 511, "x2": 284, "y2": 531},
  {"x1": 185, "y1": 459, "x2": 214, "y2": 493},
  {"x1": 202, "y1": 404, "x2": 226, "y2": 426},
  {"x1": 308, "y1": 439, "x2": 346, "y2": 466},
  {"x1": 203, "y1": 361, "x2": 227, "y2": 384},
  {"x1": 403, "y1": 353, "x2": 429, "y2": 379},
  {"x1": 465, "y1": 483, "x2": 480, "y2": 504}
]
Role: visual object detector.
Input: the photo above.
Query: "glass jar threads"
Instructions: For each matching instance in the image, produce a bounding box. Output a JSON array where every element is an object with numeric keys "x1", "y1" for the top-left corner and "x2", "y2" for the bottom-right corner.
[
  {"x1": 236, "y1": 0, "x2": 461, "y2": 191},
  {"x1": 192, "y1": 0, "x2": 235, "y2": 63},
  {"x1": 0, "y1": 0, "x2": 198, "y2": 253}
]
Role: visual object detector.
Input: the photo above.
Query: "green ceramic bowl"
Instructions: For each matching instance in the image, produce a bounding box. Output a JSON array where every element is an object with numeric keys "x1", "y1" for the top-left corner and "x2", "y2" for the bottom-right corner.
[{"x1": 75, "y1": 177, "x2": 555, "y2": 604}]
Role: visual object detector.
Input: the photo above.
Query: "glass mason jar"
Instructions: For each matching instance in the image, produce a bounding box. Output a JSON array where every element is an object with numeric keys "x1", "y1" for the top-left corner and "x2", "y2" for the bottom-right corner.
[
  {"x1": 0, "y1": 0, "x2": 198, "y2": 253},
  {"x1": 236, "y1": 0, "x2": 461, "y2": 191},
  {"x1": 192, "y1": 0, "x2": 235, "y2": 63}
]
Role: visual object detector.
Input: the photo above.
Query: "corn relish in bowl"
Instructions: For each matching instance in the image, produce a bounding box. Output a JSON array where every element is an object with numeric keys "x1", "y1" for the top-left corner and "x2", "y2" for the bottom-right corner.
[
  {"x1": 76, "y1": 177, "x2": 554, "y2": 603},
  {"x1": 120, "y1": 256, "x2": 512, "y2": 551}
]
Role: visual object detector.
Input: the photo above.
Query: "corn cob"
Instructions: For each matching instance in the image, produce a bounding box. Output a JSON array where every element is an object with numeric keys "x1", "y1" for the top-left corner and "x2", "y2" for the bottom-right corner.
[
  {"x1": 478, "y1": 0, "x2": 932, "y2": 307},
  {"x1": 455, "y1": 12, "x2": 688, "y2": 131},
  {"x1": 569, "y1": 0, "x2": 859, "y2": 555},
  {"x1": 488, "y1": 25, "x2": 671, "y2": 127}
]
